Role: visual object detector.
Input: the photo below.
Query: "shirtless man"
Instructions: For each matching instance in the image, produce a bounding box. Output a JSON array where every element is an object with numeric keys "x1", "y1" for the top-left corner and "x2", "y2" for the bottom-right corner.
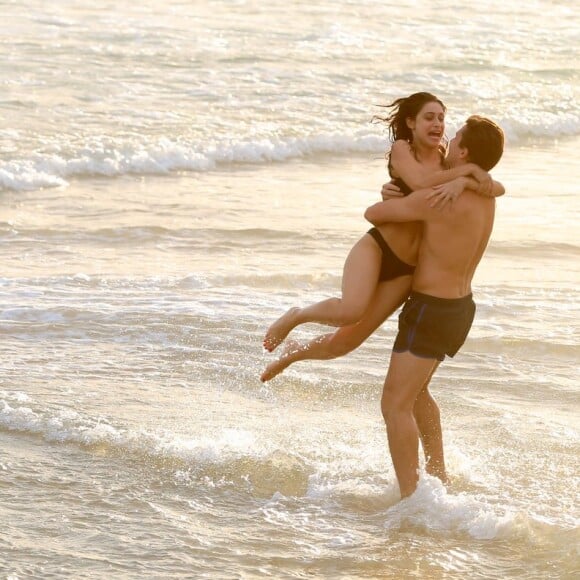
[{"x1": 364, "y1": 115, "x2": 505, "y2": 498}]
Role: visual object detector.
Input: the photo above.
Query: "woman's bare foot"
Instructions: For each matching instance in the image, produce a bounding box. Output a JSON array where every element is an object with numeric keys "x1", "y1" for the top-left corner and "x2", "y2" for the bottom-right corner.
[
  {"x1": 263, "y1": 307, "x2": 301, "y2": 352},
  {"x1": 260, "y1": 340, "x2": 304, "y2": 382}
]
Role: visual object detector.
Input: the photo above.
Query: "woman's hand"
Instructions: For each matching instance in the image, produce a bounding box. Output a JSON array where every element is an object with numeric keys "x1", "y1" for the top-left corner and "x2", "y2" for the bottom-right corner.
[
  {"x1": 468, "y1": 164, "x2": 493, "y2": 196},
  {"x1": 381, "y1": 181, "x2": 404, "y2": 200},
  {"x1": 427, "y1": 177, "x2": 467, "y2": 210}
]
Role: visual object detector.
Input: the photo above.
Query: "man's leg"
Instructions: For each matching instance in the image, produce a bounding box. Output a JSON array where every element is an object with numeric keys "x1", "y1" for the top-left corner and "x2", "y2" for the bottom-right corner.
[
  {"x1": 260, "y1": 276, "x2": 411, "y2": 382},
  {"x1": 381, "y1": 351, "x2": 439, "y2": 498},
  {"x1": 414, "y1": 385, "x2": 447, "y2": 484}
]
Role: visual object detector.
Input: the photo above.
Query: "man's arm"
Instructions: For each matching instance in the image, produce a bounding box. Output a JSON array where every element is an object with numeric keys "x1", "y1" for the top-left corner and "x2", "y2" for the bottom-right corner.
[{"x1": 365, "y1": 189, "x2": 437, "y2": 226}]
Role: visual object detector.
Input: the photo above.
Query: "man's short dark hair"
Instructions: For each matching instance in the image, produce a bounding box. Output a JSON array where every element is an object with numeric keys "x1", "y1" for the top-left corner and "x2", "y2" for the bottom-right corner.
[{"x1": 460, "y1": 116, "x2": 505, "y2": 171}]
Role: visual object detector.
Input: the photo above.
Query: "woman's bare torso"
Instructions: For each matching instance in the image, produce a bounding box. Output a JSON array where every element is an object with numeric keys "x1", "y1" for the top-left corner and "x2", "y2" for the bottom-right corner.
[
  {"x1": 376, "y1": 144, "x2": 446, "y2": 267},
  {"x1": 376, "y1": 222, "x2": 422, "y2": 266}
]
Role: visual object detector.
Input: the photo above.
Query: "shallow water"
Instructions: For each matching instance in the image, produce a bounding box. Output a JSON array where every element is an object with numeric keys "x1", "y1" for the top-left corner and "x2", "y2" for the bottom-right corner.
[
  {"x1": 2, "y1": 149, "x2": 579, "y2": 577},
  {"x1": 1, "y1": 0, "x2": 579, "y2": 578}
]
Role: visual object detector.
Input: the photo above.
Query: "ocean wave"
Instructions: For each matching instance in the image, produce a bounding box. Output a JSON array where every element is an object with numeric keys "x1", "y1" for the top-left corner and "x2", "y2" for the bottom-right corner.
[
  {"x1": 0, "y1": 225, "x2": 320, "y2": 245},
  {"x1": 466, "y1": 335, "x2": 579, "y2": 358},
  {"x1": 0, "y1": 396, "x2": 559, "y2": 544},
  {"x1": 499, "y1": 112, "x2": 580, "y2": 143},
  {"x1": 487, "y1": 241, "x2": 580, "y2": 259},
  {"x1": 0, "y1": 269, "x2": 339, "y2": 293},
  {"x1": 2, "y1": 114, "x2": 579, "y2": 192},
  {"x1": 0, "y1": 397, "x2": 310, "y2": 497},
  {"x1": 267, "y1": 471, "x2": 556, "y2": 542},
  {"x1": 0, "y1": 132, "x2": 383, "y2": 192}
]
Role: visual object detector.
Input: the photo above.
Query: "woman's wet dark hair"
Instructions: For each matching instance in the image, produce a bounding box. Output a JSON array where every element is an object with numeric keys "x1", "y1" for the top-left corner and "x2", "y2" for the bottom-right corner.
[{"x1": 373, "y1": 92, "x2": 446, "y2": 143}]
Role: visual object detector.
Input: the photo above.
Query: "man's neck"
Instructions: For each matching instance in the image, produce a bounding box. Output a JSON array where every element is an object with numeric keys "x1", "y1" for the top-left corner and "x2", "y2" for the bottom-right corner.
[{"x1": 449, "y1": 159, "x2": 468, "y2": 169}]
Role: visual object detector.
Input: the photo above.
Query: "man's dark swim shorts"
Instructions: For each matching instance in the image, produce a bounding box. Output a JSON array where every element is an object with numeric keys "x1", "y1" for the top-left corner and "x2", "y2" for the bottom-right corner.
[{"x1": 393, "y1": 291, "x2": 476, "y2": 361}]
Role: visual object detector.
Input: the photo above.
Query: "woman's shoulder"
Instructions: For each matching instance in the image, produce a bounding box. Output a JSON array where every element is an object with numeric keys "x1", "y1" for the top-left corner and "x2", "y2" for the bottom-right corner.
[
  {"x1": 389, "y1": 140, "x2": 415, "y2": 166},
  {"x1": 388, "y1": 140, "x2": 413, "y2": 170},
  {"x1": 390, "y1": 139, "x2": 412, "y2": 153}
]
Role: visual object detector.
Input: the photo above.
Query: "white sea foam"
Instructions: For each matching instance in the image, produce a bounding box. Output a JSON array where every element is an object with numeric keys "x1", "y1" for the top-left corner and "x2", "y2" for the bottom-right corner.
[
  {"x1": 384, "y1": 476, "x2": 520, "y2": 540},
  {"x1": 0, "y1": 165, "x2": 67, "y2": 191},
  {"x1": 0, "y1": 399, "x2": 312, "y2": 497},
  {"x1": 0, "y1": 398, "x2": 270, "y2": 468},
  {"x1": 2, "y1": 113, "x2": 578, "y2": 192},
  {"x1": 0, "y1": 390, "x2": 31, "y2": 403},
  {"x1": 0, "y1": 132, "x2": 383, "y2": 192}
]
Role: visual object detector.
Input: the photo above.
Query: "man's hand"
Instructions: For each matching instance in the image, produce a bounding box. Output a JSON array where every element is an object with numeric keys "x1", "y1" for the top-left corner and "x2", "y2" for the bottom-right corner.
[
  {"x1": 381, "y1": 181, "x2": 404, "y2": 200},
  {"x1": 427, "y1": 177, "x2": 467, "y2": 210}
]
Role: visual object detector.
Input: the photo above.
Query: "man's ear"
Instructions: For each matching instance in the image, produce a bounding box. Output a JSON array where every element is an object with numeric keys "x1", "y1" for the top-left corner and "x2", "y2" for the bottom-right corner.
[{"x1": 459, "y1": 145, "x2": 470, "y2": 162}]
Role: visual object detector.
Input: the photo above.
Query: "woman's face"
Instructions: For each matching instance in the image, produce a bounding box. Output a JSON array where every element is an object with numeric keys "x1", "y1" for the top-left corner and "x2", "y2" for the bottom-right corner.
[{"x1": 407, "y1": 101, "x2": 445, "y2": 147}]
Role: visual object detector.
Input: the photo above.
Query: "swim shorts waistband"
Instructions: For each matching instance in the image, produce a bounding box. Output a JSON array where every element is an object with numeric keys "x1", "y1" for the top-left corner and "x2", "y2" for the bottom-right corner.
[{"x1": 409, "y1": 291, "x2": 473, "y2": 307}]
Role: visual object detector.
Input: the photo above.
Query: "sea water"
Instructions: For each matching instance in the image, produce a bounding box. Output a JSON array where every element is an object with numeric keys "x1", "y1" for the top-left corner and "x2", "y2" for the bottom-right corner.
[{"x1": 1, "y1": 1, "x2": 579, "y2": 578}]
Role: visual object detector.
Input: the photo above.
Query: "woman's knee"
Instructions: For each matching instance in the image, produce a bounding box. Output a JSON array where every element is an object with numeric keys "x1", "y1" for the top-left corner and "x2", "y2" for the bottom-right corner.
[{"x1": 336, "y1": 304, "x2": 366, "y2": 327}]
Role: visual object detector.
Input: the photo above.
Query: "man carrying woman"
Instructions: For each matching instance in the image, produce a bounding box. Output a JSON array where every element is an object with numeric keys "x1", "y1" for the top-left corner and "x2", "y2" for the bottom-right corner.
[
  {"x1": 260, "y1": 92, "x2": 505, "y2": 499},
  {"x1": 261, "y1": 92, "x2": 502, "y2": 382}
]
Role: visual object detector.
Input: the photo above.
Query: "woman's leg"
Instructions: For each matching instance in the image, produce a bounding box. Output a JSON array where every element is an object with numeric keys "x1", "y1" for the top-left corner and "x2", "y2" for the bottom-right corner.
[
  {"x1": 263, "y1": 234, "x2": 382, "y2": 352},
  {"x1": 260, "y1": 275, "x2": 411, "y2": 382}
]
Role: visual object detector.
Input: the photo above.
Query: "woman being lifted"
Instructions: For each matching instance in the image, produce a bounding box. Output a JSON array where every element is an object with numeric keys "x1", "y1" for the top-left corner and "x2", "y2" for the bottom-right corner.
[{"x1": 260, "y1": 91, "x2": 502, "y2": 382}]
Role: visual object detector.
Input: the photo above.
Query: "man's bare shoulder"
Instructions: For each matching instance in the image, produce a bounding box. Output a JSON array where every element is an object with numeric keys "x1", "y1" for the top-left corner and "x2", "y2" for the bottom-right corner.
[
  {"x1": 445, "y1": 190, "x2": 495, "y2": 222},
  {"x1": 457, "y1": 190, "x2": 496, "y2": 209}
]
